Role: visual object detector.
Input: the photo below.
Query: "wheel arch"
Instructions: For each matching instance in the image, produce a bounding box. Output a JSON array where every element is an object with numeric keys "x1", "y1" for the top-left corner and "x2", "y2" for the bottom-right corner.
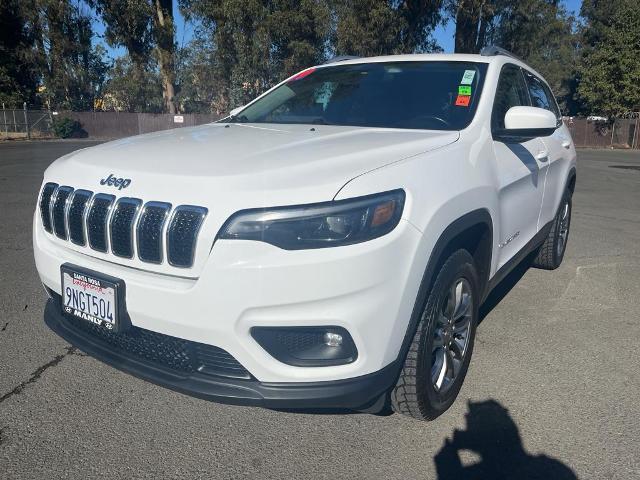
[
  {"x1": 393, "y1": 209, "x2": 494, "y2": 370},
  {"x1": 566, "y1": 167, "x2": 577, "y2": 194}
]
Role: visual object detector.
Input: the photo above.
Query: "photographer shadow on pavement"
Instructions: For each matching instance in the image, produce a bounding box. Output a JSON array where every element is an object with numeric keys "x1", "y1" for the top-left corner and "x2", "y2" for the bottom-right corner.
[{"x1": 434, "y1": 400, "x2": 577, "y2": 480}]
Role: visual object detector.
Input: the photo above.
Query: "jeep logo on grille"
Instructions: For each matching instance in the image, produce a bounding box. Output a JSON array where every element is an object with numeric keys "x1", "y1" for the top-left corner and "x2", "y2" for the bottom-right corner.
[{"x1": 100, "y1": 174, "x2": 131, "y2": 190}]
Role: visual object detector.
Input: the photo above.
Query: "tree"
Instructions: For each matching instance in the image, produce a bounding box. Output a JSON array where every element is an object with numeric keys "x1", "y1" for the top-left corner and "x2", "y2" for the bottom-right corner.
[
  {"x1": 447, "y1": 0, "x2": 496, "y2": 54},
  {"x1": 266, "y1": 0, "x2": 331, "y2": 77},
  {"x1": 333, "y1": 0, "x2": 443, "y2": 57},
  {"x1": 101, "y1": 55, "x2": 164, "y2": 112},
  {"x1": 0, "y1": 0, "x2": 40, "y2": 106},
  {"x1": 35, "y1": 1, "x2": 109, "y2": 110},
  {"x1": 152, "y1": 0, "x2": 177, "y2": 113},
  {"x1": 175, "y1": 37, "x2": 219, "y2": 112},
  {"x1": 180, "y1": 0, "x2": 264, "y2": 112},
  {"x1": 445, "y1": 0, "x2": 579, "y2": 112},
  {"x1": 180, "y1": 0, "x2": 332, "y2": 111},
  {"x1": 577, "y1": 0, "x2": 640, "y2": 116},
  {"x1": 489, "y1": 0, "x2": 580, "y2": 113},
  {"x1": 89, "y1": 0, "x2": 177, "y2": 113}
]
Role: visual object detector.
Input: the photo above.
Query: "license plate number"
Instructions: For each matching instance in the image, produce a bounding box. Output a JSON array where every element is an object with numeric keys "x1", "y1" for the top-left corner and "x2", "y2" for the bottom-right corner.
[{"x1": 61, "y1": 268, "x2": 118, "y2": 330}]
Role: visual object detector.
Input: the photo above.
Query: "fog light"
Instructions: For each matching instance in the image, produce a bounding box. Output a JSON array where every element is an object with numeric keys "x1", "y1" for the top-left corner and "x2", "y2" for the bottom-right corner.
[
  {"x1": 323, "y1": 332, "x2": 343, "y2": 347},
  {"x1": 251, "y1": 326, "x2": 357, "y2": 366}
]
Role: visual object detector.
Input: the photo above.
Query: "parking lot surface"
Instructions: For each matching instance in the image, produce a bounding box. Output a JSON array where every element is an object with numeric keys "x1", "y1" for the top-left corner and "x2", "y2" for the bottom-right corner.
[{"x1": 0, "y1": 141, "x2": 639, "y2": 479}]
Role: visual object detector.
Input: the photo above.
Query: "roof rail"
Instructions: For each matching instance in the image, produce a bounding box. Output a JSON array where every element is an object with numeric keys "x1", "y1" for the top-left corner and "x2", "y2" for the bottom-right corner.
[
  {"x1": 480, "y1": 46, "x2": 525, "y2": 63},
  {"x1": 323, "y1": 55, "x2": 360, "y2": 65}
]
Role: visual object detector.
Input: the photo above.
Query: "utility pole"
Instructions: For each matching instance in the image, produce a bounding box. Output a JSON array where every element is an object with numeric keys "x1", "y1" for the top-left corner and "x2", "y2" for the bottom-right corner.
[
  {"x1": 2, "y1": 103, "x2": 7, "y2": 138},
  {"x1": 24, "y1": 102, "x2": 30, "y2": 140}
]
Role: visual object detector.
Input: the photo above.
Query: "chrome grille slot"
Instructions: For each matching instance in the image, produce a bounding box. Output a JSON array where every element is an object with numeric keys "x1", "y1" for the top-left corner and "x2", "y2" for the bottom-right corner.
[
  {"x1": 87, "y1": 194, "x2": 115, "y2": 253},
  {"x1": 68, "y1": 190, "x2": 92, "y2": 245},
  {"x1": 52, "y1": 186, "x2": 74, "y2": 239},
  {"x1": 167, "y1": 206, "x2": 208, "y2": 268},
  {"x1": 110, "y1": 198, "x2": 142, "y2": 258},
  {"x1": 39, "y1": 183, "x2": 58, "y2": 233},
  {"x1": 137, "y1": 202, "x2": 171, "y2": 263}
]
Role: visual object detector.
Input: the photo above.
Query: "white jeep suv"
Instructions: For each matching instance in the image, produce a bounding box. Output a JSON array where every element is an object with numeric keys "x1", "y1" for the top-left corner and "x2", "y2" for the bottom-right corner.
[{"x1": 34, "y1": 48, "x2": 576, "y2": 420}]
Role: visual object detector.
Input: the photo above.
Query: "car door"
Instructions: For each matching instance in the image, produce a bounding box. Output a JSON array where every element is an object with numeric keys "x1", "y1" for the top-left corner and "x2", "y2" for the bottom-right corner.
[
  {"x1": 491, "y1": 64, "x2": 547, "y2": 270},
  {"x1": 522, "y1": 70, "x2": 573, "y2": 227}
]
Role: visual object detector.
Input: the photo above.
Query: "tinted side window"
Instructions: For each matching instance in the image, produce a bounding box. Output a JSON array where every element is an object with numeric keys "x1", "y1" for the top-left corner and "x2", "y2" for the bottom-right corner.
[
  {"x1": 542, "y1": 82, "x2": 562, "y2": 119},
  {"x1": 492, "y1": 64, "x2": 529, "y2": 131},
  {"x1": 523, "y1": 71, "x2": 560, "y2": 119}
]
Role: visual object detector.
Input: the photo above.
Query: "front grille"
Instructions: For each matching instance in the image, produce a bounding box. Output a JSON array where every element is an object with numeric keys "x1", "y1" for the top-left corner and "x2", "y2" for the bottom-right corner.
[
  {"x1": 167, "y1": 206, "x2": 208, "y2": 267},
  {"x1": 68, "y1": 190, "x2": 92, "y2": 245},
  {"x1": 137, "y1": 202, "x2": 171, "y2": 263},
  {"x1": 39, "y1": 183, "x2": 58, "y2": 233},
  {"x1": 57, "y1": 296, "x2": 251, "y2": 380},
  {"x1": 39, "y1": 184, "x2": 207, "y2": 268},
  {"x1": 52, "y1": 186, "x2": 74, "y2": 239},
  {"x1": 110, "y1": 198, "x2": 141, "y2": 258},
  {"x1": 87, "y1": 194, "x2": 115, "y2": 252}
]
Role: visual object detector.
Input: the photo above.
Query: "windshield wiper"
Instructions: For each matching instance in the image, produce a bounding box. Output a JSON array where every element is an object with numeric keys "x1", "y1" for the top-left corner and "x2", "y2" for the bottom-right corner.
[
  {"x1": 310, "y1": 117, "x2": 332, "y2": 125},
  {"x1": 226, "y1": 114, "x2": 248, "y2": 123}
]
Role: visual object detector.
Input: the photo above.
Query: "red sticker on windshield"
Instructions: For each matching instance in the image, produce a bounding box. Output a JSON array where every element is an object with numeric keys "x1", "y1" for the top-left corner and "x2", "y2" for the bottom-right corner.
[
  {"x1": 455, "y1": 95, "x2": 470, "y2": 107},
  {"x1": 289, "y1": 68, "x2": 316, "y2": 82}
]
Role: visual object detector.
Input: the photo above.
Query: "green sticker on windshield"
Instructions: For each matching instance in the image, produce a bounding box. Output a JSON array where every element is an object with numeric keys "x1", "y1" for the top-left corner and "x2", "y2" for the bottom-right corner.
[
  {"x1": 460, "y1": 70, "x2": 476, "y2": 85},
  {"x1": 458, "y1": 85, "x2": 472, "y2": 96}
]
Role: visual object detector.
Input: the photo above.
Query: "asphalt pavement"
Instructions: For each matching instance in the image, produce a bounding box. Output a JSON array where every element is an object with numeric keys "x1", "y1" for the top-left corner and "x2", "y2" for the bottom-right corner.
[{"x1": 0, "y1": 140, "x2": 639, "y2": 479}]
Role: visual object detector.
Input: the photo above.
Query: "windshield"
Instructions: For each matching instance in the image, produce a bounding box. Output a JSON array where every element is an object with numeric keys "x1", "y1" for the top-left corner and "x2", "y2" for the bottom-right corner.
[{"x1": 229, "y1": 61, "x2": 488, "y2": 131}]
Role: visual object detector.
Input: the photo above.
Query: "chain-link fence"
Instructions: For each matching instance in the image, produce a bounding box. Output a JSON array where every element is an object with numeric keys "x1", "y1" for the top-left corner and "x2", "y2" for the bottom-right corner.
[
  {"x1": 1, "y1": 105, "x2": 222, "y2": 140},
  {"x1": 1, "y1": 104, "x2": 55, "y2": 139},
  {"x1": 62, "y1": 111, "x2": 221, "y2": 138},
  {"x1": 564, "y1": 116, "x2": 639, "y2": 149},
  {"x1": 2, "y1": 105, "x2": 639, "y2": 149}
]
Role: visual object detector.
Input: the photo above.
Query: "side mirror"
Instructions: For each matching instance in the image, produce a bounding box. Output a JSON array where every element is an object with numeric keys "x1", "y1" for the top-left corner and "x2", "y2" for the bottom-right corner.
[
  {"x1": 229, "y1": 106, "x2": 244, "y2": 117},
  {"x1": 499, "y1": 106, "x2": 558, "y2": 139}
]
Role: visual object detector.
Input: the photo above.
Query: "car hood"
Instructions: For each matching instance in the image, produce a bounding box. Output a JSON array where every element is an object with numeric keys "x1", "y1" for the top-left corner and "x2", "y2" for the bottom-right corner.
[
  {"x1": 42, "y1": 123, "x2": 457, "y2": 276},
  {"x1": 46, "y1": 122, "x2": 458, "y2": 208}
]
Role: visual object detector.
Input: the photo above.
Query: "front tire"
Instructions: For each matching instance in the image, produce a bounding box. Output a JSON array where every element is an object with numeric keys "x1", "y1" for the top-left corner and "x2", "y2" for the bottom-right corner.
[{"x1": 391, "y1": 249, "x2": 479, "y2": 421}]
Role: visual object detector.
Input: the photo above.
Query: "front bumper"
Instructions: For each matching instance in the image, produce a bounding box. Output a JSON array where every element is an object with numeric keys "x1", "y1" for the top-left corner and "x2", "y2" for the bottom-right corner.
[
  {"x1": 35, "y1": 212, "x2": 424, "y2": 384},
  {"x1": 44, "y1": 298, "x2": 399, "y2": 409}
]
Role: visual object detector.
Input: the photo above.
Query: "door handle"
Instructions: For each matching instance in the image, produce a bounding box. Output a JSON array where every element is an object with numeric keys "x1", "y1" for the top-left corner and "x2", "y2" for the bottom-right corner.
[{"x1": 536, "y1": 151, "x2": 549, "y2": 162}]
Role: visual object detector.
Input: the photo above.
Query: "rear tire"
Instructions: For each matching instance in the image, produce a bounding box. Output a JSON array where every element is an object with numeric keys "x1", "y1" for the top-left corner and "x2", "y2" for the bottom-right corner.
[
  {"x1": 532, "y1": 189, "x2": 572, "y2": 270},
  {"x1": 391, "y1": 249, "x2": 479, "y2": 421}
]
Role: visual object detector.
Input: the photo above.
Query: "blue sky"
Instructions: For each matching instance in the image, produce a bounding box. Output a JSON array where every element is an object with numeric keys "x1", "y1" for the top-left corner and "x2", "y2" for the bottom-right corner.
[{"x1": 92, "y1": 0, "x2": 583, "y2": 60}]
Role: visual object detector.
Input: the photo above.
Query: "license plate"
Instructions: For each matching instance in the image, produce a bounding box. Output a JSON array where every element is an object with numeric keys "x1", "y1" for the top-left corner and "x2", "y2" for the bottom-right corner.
[{"x1": 61, "y1": 265, "x2": 121, "y2": 331}]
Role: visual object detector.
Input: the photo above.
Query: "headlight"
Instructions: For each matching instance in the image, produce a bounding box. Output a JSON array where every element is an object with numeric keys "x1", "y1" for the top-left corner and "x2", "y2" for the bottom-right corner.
[{"x1": 218, "y1": 189, "x2": 405, "y2": 250}]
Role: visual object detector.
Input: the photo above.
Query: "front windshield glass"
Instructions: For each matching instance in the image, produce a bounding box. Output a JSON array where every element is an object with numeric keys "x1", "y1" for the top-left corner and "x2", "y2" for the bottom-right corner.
[{"x1": 229, "y1": 61, "x2": 488, "y2": 130}]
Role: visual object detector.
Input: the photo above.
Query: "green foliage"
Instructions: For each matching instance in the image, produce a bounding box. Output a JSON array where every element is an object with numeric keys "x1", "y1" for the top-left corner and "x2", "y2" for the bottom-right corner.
[
  {"x1": 41, "y1": 2, "x2": 111, "y2": 110},
  {"x1": 0, "y1": 0, "x2": 40, "y2": 106},
  {"x1": 89, "y1": 0, "x2": 177, "y2": 113},
  {"x1": 102, "y1": 56, "x2": 164, "y2": 113},
  {"x1": 267, "y1": 0, "x2": 331, "y2": 76},
  {"x1": 445, "y1": 0, "x2": 496, "y2": 54},
  {"x1": 488, "y1": 0, "x2": 581, "y2": 114},
  {"x1": 175, "y1": 38, "x2": 219, "y2": 113},
  {"x1": 577, "y1": 0, "x2": 640, "y2": 116},
  {"x1": 180, "y1": 0, "x2": 333, "y2": 112},
  {"x1": 52, "y1": 116, "x2": 81, "y2": 138},
  {"x1": 88, "y1": 0, "x2": 154, "y2": 69},
  {"x1": 444, "y1": 0, "x2": 581, "y2": 113},
  {"x1": 2, "y1": 0, "x2": 638, "y2": 117},
  {"x1": 333, "y1": 0, "x2": 443, "y2": 56}
]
